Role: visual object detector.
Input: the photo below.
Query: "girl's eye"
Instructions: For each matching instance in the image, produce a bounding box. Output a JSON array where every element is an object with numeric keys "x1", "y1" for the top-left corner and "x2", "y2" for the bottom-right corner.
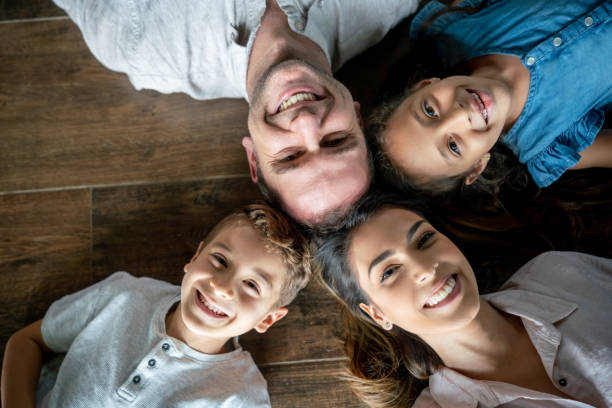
[
  {"x1": 448, "y1": 137, "x2": 460, "y2": 155},
  {"x1": 244, "y1": 280, "x2": 260, "y2": 295},
  {"x1": 423, "y1": 100, "x2": 438, "y2": 118},
  {"x1": 380, "y1": 265, "x2": 400, "y2": 283},
  {"x1": 211, "y1": 254, "x2": 227, "y2": 268},
  {"x1": 417, "y1": 231, "x2": 435, "y2": 249}
]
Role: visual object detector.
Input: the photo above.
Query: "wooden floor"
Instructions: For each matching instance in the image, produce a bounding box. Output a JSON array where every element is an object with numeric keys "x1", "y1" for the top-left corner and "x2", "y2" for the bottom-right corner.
[{"x1": 0, "y1": 2, "x2": 364, "y2": 406}]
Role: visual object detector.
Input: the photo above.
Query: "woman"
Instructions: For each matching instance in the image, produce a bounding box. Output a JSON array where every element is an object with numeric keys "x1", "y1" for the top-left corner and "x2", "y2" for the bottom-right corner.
[
  {"x1": 316, "y1": 194, "x2": 611, "y2": 407},
  {"x1": 367, "y1": 0, "x2": 612, "y2": 196}
]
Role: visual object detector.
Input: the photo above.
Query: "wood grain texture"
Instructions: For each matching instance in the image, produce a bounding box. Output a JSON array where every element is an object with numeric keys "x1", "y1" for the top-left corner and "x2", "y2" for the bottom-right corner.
[
  {"x1": 0, "y1": 0, "x2": 64, "y2": 20},
  {"x1": 0, "y1": 189, "x2": 91, "y2": 363},
  {"x1": 262, "y1": 359, "x2": 366, "y2": 408},
  {"x1": 0, "y1": 20, "x2": 250, "y2": 193}
]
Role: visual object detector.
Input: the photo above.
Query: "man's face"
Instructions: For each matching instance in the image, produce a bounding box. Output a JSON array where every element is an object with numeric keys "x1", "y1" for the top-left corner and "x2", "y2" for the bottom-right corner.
[{"x1": 245, "y1": 60, "x2": 370, "y2": 225}]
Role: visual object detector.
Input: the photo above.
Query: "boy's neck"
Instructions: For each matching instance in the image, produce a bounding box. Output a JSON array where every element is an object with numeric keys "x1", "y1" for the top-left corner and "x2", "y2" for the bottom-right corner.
[{"x1": 165, "y1": 304, "x2": 231, "y2": 355}]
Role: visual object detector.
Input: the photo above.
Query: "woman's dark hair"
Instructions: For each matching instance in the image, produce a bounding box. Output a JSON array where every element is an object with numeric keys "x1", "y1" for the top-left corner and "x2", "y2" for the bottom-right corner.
[{"x1": 316, "y1": 192, "x2": 443, "y2": 407}]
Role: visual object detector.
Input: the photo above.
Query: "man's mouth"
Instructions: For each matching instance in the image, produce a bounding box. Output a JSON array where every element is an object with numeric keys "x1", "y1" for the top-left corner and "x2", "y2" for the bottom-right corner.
[
  {"x1": 196, "y1": 290, "x2": 229, "y2": 318},
  {"x1": 277, "y1": 91, "x2": 318, "y2": 113},
  {"x1": 466, "y1": 89, "x2": 489, "y2": 125}
]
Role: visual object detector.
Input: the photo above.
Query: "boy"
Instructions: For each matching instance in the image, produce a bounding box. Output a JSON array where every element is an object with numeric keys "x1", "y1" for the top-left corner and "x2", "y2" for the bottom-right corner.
[{"x1": 1, "y1": 204, "x2": 313, "y2": 407}]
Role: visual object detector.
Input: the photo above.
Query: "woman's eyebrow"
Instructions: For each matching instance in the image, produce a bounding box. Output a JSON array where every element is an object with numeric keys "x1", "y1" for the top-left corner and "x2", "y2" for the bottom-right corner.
[{"x1": 367, "y1": 219, "x2": 425, "y2": 277}]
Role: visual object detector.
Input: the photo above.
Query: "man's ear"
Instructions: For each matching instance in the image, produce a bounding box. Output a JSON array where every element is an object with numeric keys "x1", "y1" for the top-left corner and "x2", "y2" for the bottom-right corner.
[
  {"x1": 254, "y1": 307, "x2": 288, "y2": 333},
  {"x1": 464, "y1": 153, "x2": 491, "y2": 185},
  {"x1": 359, "y1": 303, "x2": 393, "y2": 330},
  {"x1": 184, "y1": 241, "x2": 206, "y2": 273},
  {"x1": 354, "y1": 101, "x2": 365, "y2": 130},
  {"x1": 411, "y1": 77, "x2": 440, "y2": 91},
  {"x1": 241, "y1": 137, "x2": 259, "y2": 183}
]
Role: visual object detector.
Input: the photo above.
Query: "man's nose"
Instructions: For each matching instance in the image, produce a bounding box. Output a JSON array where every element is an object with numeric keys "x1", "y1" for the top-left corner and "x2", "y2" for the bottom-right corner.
[
  {"x1": 210, "y1": 279, "x2": 234, "y2": 300},
  {"x1": 289, "y1": 109, "x2": 324, "y2": 151}
]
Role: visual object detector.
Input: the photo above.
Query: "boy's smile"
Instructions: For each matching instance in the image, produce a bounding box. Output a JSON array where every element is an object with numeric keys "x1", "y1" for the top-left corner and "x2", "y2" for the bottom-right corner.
[{"x1": 167, "y1": 221, "x2": 288, "y2": 354}]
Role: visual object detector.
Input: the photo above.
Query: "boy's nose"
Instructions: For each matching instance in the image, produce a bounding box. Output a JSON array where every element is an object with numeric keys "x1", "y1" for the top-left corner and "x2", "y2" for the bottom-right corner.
[{"x1": 210, "y1": 279, "x2": 234, "y2": 300}]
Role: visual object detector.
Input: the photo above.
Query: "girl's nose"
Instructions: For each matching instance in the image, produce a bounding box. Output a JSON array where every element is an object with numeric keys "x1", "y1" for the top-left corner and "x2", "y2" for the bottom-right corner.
[{"x1": 210, "y1": 279, "x2": 234, "y2": 300}]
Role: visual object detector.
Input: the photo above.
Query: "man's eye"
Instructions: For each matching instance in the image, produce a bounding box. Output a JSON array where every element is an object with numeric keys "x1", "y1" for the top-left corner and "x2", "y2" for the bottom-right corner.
[
  {"x1": 380, "y1": 265, "x2": 400, "y2": 283},
  {"x1": 244, "y1": 280, "x2": 260, "y2": 295},
  {"x1": 423, "y1": 100, "x2": 438, "y2": 118},
  {"x1": 279, "y1": 151, "x2": 303, "y2": 163},
  {"x1": 322, "y1": 136, "x2": 348, "y2": 148},
  {"x1": 448, "y1": 137, "x2": 460, "y2": 155},
  {"x1": 417, "y1": 231, "x2": 435, "y2": 249},
  {"x1": 211, "y1": 254, "x2": 227, "y2": 268}
]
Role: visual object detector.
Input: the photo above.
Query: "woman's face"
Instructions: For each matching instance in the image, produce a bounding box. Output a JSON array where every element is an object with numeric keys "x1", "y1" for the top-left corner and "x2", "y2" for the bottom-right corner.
[
  {"x1": 384, "y1": 75, "x2": 512, "y2": 185},
  {"x1": 349, "y1": 207, "x2": 480, "y2": 336}
]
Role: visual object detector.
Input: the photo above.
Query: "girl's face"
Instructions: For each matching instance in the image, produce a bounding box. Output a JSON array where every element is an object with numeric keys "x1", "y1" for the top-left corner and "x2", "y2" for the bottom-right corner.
[
  {"x1": 349, "y1": 207, "x2": 480, "y2": 336},
  {"x1": 384, "y1": 75, "x2": 512, "y2": 185}
]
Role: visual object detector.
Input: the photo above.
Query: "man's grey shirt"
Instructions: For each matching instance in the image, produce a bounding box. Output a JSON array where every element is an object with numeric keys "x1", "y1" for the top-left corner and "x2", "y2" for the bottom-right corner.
[{"x1": 52, "y1": 0, "x2": 419, "y2": 100}]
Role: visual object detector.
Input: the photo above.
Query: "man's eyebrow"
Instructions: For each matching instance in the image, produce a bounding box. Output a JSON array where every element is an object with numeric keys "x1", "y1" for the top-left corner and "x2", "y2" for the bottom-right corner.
[{"x1": 367, "y1": 219, "x2": 425, "y2": 278}]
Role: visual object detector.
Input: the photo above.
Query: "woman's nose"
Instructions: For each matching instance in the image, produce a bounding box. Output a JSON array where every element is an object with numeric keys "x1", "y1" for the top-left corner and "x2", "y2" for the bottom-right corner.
[
  {"x1": 210, "y1": 279, "x2": 234, "y2": 300},
  {"x1": 412, "y1": 261, "x2": 438, "y2": 283}
]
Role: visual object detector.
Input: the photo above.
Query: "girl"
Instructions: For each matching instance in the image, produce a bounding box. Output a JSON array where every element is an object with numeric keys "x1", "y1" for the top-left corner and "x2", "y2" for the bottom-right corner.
[
  {"x1": 316, "y1": 194, "x2": 611, "y2": 407},
  {"x1": 368, "y1": 0, "x2": 612, "y2": 195}
]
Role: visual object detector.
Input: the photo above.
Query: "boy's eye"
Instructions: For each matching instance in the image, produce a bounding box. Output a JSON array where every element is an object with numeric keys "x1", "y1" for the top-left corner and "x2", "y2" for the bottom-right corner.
[
  {"x1": 211, "y1": 254, "x2": 227, "y2": 268},
  {"x1": 448, "y1": 137, "x2": 460, "y2": 155},
  {"x1": 417, "y1": 231, "x2": 435, "y2": 249},
  {"x1": 423, "y1": 100, "x2": 438, "y2": 118},
  {"x1": 244, "y1": 280, "x2": 261, "y2": 295},
  {"x1": 380, "y1": 265, "x2": 400, "y2": 283}
]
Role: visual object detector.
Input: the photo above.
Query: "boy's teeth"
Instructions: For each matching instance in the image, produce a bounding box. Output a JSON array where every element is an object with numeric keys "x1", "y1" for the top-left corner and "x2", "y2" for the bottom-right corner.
[
  {"x1": 198, "y1": 292, "x2": 227, "y2": 316},
  {"x1": 426, "y1": 276, "x2": 456, "y2": 307},
  {"x1": 278, "y1": 92, "x2": 317, "y2": 112}
]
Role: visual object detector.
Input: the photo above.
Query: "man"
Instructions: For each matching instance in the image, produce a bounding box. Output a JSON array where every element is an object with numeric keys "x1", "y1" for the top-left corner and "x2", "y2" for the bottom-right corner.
[{"x1": 54, "y1": 0, "x2": 419, "y2": 226}]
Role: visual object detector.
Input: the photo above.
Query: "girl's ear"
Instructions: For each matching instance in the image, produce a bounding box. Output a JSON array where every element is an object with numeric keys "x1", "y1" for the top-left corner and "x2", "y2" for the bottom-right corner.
[
  {"x1": 359, "y1": 303, "x2": 393, "y2": 330},
  {"x1": 464, "y1": 153, "x2": 491, "y2": 185},
  {"x1": 411, "y1": 77, "x2": 440, "y2": 91}
]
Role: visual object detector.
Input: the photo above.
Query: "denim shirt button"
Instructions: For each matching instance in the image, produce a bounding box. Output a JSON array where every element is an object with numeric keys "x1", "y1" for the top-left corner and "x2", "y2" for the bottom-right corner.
[
  {"x1": 553, "y1": 37, "x2": 562, "y2": 47},
  {"x1": 558, "y1": 378, "x2": 568, "y2": 387},
  {"x1": 526, "y1": 56, "x2": 535, "y2": 66},
  {"x1": 584, "y1": 16, "x2": 593, "y2": 27}
]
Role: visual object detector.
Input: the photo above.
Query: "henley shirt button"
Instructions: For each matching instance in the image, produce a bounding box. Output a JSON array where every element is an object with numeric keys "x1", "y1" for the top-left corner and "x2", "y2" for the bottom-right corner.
[
  {"x1": 162, "y1": 343, "x2": 170, "y2": 351},
  {"x1": 132, "y1": 375, "x2": 141, "y2": 384},
  {"x1": 584, "y1": 16, "x2": 593, "y2": 27},
  {"x1": 552, "y1": 37, "x2": 562, "y2": 47},
  {"x1": 558, "y1": 378, "x2": 567, "y2": 387},
  {"x1": 526, "y1": 57, "x2": 535, "y2": 66},
  {"x1": 148, "y1": 359, "x2": 156, "y2": 367},
  {"x1": 295, "y1": 20, "x2": 305, "y2": 31}
]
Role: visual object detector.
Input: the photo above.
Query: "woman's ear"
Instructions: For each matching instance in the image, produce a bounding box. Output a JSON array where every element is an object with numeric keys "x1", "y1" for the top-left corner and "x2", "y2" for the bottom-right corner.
[
  {"x1": 411, "y1": 77, "x2": 440, "y2": 91},
  {"x1": 359, "y1": 303, "x2": 393, "y2": 330},
  {"x1": 464, "y1": 153, "x2": 491, "y2": 185}
]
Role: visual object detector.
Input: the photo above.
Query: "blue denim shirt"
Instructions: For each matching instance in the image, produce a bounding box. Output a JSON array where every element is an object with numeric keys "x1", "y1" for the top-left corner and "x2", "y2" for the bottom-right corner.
[{"x1": 410, "y1": 0, "x2": 612, "y2": 187}]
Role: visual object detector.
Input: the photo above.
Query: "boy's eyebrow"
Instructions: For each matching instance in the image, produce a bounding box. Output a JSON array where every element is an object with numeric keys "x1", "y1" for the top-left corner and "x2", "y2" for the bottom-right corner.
[
  {"x1": 211, "y1": 242, "x2": 231, "y2": 252},
  {"x1": 253, "y1": 268, "x2": 273, "y2": 289}
]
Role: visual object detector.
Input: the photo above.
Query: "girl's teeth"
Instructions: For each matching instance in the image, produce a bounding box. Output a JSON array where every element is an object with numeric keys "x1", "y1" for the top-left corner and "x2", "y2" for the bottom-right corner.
[
  {"x1": 426, "y1": 276, "x2": 456, "y2": 307},
  {"x1": 278, "y1": 92, "x2": 317, "y2": 112}
]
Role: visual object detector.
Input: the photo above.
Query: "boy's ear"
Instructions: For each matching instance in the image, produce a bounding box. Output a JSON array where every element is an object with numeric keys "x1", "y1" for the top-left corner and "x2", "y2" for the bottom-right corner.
[
  {"x1": 241, "y1": 137, "x2": 259, "y2": 183},
  {"x1": 464, "y1": 153, "x2": 491, "y2": 185},
  {"x1": 185, "y1": 241, "x2": 206, "y2": 273},
  {"x1": 411, "y1": 77, "x2": 440, "y2": 91},
  {"x1": 359, "y1": 303, "x2": 393, "y2": 330},
  {"x1": 254, "y1": 307, "x2": 288, "y2": 333}
]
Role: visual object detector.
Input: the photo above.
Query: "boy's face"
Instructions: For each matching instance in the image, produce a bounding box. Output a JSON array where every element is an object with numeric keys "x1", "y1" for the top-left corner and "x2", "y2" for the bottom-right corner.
[{"x1": 179, "y1": 221, "x2": 288, "y2": 343}]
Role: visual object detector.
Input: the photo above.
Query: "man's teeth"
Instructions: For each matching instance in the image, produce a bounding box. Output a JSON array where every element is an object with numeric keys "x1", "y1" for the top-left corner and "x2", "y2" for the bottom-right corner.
[
  {"x1": 426, "y1": 276, "x2": 456, "y2": 307},
  {"x1": 278, "y1": 92, "x2": 317, "y2": 112},
  {"x1": 198, "y1": 292, "x2": 227, "y2": 316}
]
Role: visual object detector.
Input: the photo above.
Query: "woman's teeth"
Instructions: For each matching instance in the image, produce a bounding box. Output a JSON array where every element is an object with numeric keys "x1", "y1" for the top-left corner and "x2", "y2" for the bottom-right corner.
[
  {"x1": 278, "y1": 92, "x2": 317, "y2": 112},
  {"x1": 426, "y1": 276, "x2": 456, "y2": 307},
  {"x1": 198, "y1": 291, "x2": 227, "y2": 317}
]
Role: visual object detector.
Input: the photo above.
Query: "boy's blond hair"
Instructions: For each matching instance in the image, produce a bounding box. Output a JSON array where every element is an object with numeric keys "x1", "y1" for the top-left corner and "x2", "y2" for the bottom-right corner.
[{"x1": 203, "y1": 204, "x2": 314, "y2": 306}]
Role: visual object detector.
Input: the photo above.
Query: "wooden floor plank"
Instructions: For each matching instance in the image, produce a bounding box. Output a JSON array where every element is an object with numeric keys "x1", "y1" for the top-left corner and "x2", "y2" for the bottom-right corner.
[
  {"x1": 0, "y1": 0, "x2": 64, "y2": 21},
  {"x1": 0, "y1": 20, "x2": 249, "y2": 193},
  {"x1": 0, "y1": 189, "x2": 92, "y2": 363},
  {"x1": 91, "y1": 178, "x2": 346, "y2": 363},
  {"x1": 262, "y1": 360, "x2": 366, "y2": 408}
]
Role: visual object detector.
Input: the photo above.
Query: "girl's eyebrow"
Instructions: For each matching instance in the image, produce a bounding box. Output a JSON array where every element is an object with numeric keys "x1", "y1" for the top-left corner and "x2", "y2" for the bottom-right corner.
[{"x1": 367, "y1": 219, "x2": 425, "y2": 277}]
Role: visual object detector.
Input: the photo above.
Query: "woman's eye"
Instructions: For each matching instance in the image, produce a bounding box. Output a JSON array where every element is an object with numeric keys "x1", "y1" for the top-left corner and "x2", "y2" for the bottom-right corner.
[
  {"x1": 448, "y1": 137, "x2": 460, "y2": 155},
  {"x1": 244, "y1": 280, "x2": 260, "y2": 295},
  {"x1": 423, "y1": 100, "x2": 438, "y2": 118},
  {"x1": 380, "y1": 265, "x2": 400, "y2": 283},
  {"x1": 417, "y1": 231, "x2": 435, "y2": 249},
  {"x1": 211, "y1": 254, "x2": 227, "y2": 268}
]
